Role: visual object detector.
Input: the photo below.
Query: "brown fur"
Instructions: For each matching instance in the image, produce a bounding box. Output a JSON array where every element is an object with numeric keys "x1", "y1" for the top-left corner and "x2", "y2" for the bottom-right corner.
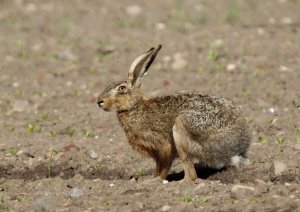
[{"x1": 97, "y1": 45, "x2": 251, "y2": 181}]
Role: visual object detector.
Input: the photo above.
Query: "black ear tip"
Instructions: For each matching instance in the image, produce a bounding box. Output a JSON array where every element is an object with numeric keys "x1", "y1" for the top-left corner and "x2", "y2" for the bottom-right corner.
[{"x1": 158, "y1": 44, "x2": 162, "y2": 49}]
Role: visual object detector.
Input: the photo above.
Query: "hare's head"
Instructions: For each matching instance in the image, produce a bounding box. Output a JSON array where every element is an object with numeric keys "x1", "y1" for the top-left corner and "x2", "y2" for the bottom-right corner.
[{"x1": 97, "y1": 45, "x2": 162, "y2": 112}]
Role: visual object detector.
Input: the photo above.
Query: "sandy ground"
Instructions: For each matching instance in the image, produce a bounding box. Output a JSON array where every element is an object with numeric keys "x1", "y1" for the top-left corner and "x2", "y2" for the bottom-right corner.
[{"x1": 0, "y1": 0, "x2": 300, "y2": 211}]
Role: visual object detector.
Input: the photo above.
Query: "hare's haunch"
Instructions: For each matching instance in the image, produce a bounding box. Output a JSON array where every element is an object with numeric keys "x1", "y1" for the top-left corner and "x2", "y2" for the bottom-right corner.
[{"x1": 97, "y1": 45, "x2": 251, "y2": 182}]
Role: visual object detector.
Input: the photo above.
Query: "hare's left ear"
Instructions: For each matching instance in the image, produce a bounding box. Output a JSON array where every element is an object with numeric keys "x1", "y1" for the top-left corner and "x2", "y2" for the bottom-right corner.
[{"x1": 128, "y1": 45, "x2": 162, "y2": 87}]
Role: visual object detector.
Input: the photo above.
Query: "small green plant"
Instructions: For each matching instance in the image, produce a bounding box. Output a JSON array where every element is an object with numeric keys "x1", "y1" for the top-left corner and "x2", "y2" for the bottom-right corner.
[
  {"x1": 7, "y1": 126, "x2": 15, "y2": 133},
  {"x1": 66, "y1": 127, "x2": 76, "y2": 137},
  {"x1": 276, "y1": 136, "x2": 285, "y2": 144},
  {"x1": 72, "y1": 90, "x2": 81, "y2": 96},
  {"x1": 181, "y1": 195, "x2": 193, "y2": 203},
  {"x1": 296, "y1": 92, "x2": 300, "y2": 99},
  {"x1": 296, "y1": 129, "x2": 300, "y2": 143},
  {"x1": 208, "y1": 49, "x2": 220, "y2": 63},
  {"x1": 48, "y1": 130, "x2": 57, "y2": 137},
  {"x1": 137, "y1": 167, "x2": 145, "y2": 176},
  {"x1": 242, "y1": 88, "x2": 251, "y2": 97},
  {"x1": 258, "y1": 136, "x2": 268, "y2": 144},
  {"x1": 40, "y1": 112, "x2": 48, "y2": 121},
  {"x1": 195, "y1": 66, "x2": 205, "y2": 74},
  {"x1": 7, "y1": 208, "x2": 14, "y2": 212},
  {"x1": 92, "y1": 164, "x2": 102, "y2": 172},
  {"x1": 26, "y1": 124, "x2": 40, "y2": 133},
  {"x1": 48, "y1": 164, "x2": 52, "y2": 178},
  {"x1": 17, "y1": 194, "x2": 26, "y2": 202},
  {"x1": 7, "y1": 147, "x2": 18, "y2": 156},
  {"x1": 83, "y1": 129, "x2": 93, "y2": 138},
  {"x1": 225, "y1": 0, "x2": 239, "y2": 25},
  {"x1": 202, "y1": 197, "x2": 209, "y2": 203},
  {"x1": 245, "y1": 117, "x2": 253, "y2": 124}
]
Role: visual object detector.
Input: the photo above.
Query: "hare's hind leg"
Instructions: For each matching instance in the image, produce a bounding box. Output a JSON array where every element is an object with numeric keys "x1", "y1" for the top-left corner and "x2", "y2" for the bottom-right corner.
[{"x1": 173, "y1": 117, "x2": 198, "y2": 182}]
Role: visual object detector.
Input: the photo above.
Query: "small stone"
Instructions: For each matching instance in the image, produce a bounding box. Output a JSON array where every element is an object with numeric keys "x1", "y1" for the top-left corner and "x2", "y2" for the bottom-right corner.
[
  {"x1": 269, "y1": 108, "x2": 275, "y2": 113},
  {"x1": 59, "y1": 49, "x2": 77, "y2": 61},
  {"x1": 211, "y1": 39, "x2": 224, "y2": 47},
  {"x1": 226, "y1": 63, "x2": 236, "y2": 72},
  {"x1": 87, "y1": 149, "x2": 98, "y2": 159},
  {"x1": 231, "y1": 185, "x2": 256, "y2": 199},
  {"x1": 155, "y1": 22, "x2": 166, "y2": 30},
  {"x1": 161, "y1": 205, "x2": 171, "y2": 211},
  {"x1": 12, "y1": 82, "x2": 19, "y2": 87},
  {"x1": 194, "y1": 182, "x2": 205, "y2": 191},
  {"x1": 172, "y1": 53, "x2": 187, "y2": 70},
  {"x1": 257, "y1": 28, "x2": 266, "y2": 35},
  {"x1": 109, "y1": 183, "x2": 115, "y2": 187},
  {"x1": 255, "y1": 179, "x2": 266, "y2": 185},
  {"x1": 135, "y1": 201, "x2": 144, "y2": 209},
  {"x1": 272, "y1": 161, "x2": 287, "y2": 176},
  {"x1": 126, "y1": 5, "x2": 141, "y2": 16},
  {"x1": 32, "y1": 196, "x2": 56, "y2": 211},
  {"x1": 11, "y1": 100, "x2": 31, "y2": 113},
  {"x1": 281, "y1": 17, "x2": 293, "y2": 25},
  {"x1": 68, "y1": 187, "x2": 84, "y2": 198},
  {"x1": 294, "y1": 144, "x2": 300, "y2": 150},
  {"x1": 162, "y1": 180, "x2": 169, "y2": 184}
]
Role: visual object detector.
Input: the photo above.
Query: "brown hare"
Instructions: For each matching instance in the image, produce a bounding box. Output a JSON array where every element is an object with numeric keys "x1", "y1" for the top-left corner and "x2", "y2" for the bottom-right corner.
[{"x1": 97, "y1": 45, "x2": 251, "y2": 182}]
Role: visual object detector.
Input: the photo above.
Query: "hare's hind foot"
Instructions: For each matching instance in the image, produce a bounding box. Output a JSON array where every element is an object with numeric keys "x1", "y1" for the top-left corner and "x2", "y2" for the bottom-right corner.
[
  {"x1": 154, "y1": 159, "x2": 173, "y2": 179},
  {"x1": 173, "y1": 117, "x2": 198, "y2": 182}
]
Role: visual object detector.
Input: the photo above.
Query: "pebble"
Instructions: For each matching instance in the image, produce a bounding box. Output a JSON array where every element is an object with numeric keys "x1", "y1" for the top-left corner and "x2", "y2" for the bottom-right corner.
[
  {"x1": 162, "y1": 180, "x2": 169, "y2": 184},
  {"x1": 211, "y1": 39, "x2": 224, "y2": 47},
  {"x1": 281, "y1": 17, "x2": 293, "y2": 25},
  {"x1": 87, "y1": 149, "x2": 98, "y2": 159},
  {"x1": 161, "y1": 205, "x2": 171, "y2": 211},
  {"x1": 172, "y1": 53, "x2": 187, "y2": 70},
  {"x1": 294, "y1": 144, "x2": 300, "y2": 150},
  {"x1": 155, "y1": 22, "x2": 166, "y2": 30},
  {"x1": 126, "y1": 5, "x2": 141, "y2": 16},
  {"x1": 10, "y1": 100, "x2": 32, "y2": 113},
  {"x1": 272, "y1": 161, "x2": 287, "y2": 176},
  {"x1": 32, "y1": 196, "x2": 56, "y2": 211},
  {"x1": 68, "y1": 187, "x2": 84, "y2": 198},
  {"x1": 226, "y1": 63, "x2": 236, "y2": 72},
  {"x1": 231, "y1": 185, "x2": 256, "y2": 199}
]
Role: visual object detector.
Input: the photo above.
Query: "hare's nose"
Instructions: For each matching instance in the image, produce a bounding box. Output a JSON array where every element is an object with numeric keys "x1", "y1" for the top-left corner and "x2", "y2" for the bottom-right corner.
[{"x1": 97, "y1": 100, "x2": 104, "y2": 108}]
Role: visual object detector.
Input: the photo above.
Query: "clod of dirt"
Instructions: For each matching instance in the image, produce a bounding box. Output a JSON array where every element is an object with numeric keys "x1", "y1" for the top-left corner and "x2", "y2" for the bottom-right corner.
[
  {"x1": 9, "y1": 100, "x2": 32, "y2": 114},
  {"x1": 32, "y1": 196, "x2": 56, "y2": 211},
  {"x1": 294, "y1": 144, "x2": 300, "y2": 150},
  {"x1": 272, "y1": 161, "x2": 287, "y2": 176},
  {"x1": 231, "y1": 184, "x2": 256, "y2": 199},
  {"x1": 126, "y1": 5, "x2": 141, "y2": 16},
  {"x1": 68, "y1": 187, "x2": 84, "y2": 198},
  {"x1": 161, "y1": 205, "x2": 171, "y2": 211}
]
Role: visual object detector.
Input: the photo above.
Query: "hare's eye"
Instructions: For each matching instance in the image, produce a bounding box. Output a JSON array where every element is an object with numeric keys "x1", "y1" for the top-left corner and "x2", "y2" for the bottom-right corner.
[{"x1": 118, "y1": 85, "x2": 127, "y2": 93}]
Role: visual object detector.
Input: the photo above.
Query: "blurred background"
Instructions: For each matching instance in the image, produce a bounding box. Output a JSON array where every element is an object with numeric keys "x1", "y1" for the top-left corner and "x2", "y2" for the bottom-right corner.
[{"x1": 0, "y1": 0, "x2": 300, "y2": 211}]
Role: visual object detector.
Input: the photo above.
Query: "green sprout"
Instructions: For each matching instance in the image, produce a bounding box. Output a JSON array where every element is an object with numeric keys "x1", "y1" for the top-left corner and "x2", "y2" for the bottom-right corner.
[
  {"x1": 276, "y1": 136, "x2": 285, "y2": 144},
  {"x1": 17, "y1": 194, "x2": 26, "y2": 202},
  {"x1": 26, "y1": 124, "x2": 40, "y2": 133},
  {"x1": 83, "y1": 129, "x2": 93, "y2": 138},
  {"x1": 40, "y1": 112, "x2": 48, "y2": 121},
  {"x1": 181, "y1": 195, "x2": 193, "y2": 203},
  {"x1": 296, "y1": 129, "x2": 300, "y2": 143},
  {"x1": 66, "y1": 127, "x2": 76, "y2": 137},
  {"x1": 7, "y1": 147, "x2": 18, "y2": 156},
  {"x1": 258, "y1": 136, "x2": 268, "y2": 144},
  {"x1": 137, "y1": 167, "x2": 145, "y2": 176}
]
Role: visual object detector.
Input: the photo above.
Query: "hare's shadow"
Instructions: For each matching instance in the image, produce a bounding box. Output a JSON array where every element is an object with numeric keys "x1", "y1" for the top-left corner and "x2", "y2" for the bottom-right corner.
[{"x1": 166, "y1": 163, "x2": 226, "y2": 182}]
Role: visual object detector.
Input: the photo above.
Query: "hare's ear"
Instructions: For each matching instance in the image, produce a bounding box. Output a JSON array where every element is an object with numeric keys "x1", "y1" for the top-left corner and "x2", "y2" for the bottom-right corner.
[{"x1": 128, "y1": 45, "x2": 162, "y2": 87}]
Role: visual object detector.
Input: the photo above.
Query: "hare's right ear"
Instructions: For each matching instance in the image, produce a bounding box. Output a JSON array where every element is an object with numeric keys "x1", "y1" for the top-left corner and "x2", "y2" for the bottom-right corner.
[{"x1": 128, "y1": 45, "x2": 162, "y2": 87}]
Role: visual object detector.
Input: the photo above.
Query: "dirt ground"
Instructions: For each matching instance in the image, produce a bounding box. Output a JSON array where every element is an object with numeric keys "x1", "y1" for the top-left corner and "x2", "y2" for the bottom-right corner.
[{"x1": 0, "y1": 0, "x2": 300, "y2": 211}]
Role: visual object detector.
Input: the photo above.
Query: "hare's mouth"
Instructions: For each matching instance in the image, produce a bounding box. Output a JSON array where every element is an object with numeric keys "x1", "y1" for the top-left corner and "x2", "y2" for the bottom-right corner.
[{"x1": 97, "y1": 100, "x2": 104, "y2": 108}]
